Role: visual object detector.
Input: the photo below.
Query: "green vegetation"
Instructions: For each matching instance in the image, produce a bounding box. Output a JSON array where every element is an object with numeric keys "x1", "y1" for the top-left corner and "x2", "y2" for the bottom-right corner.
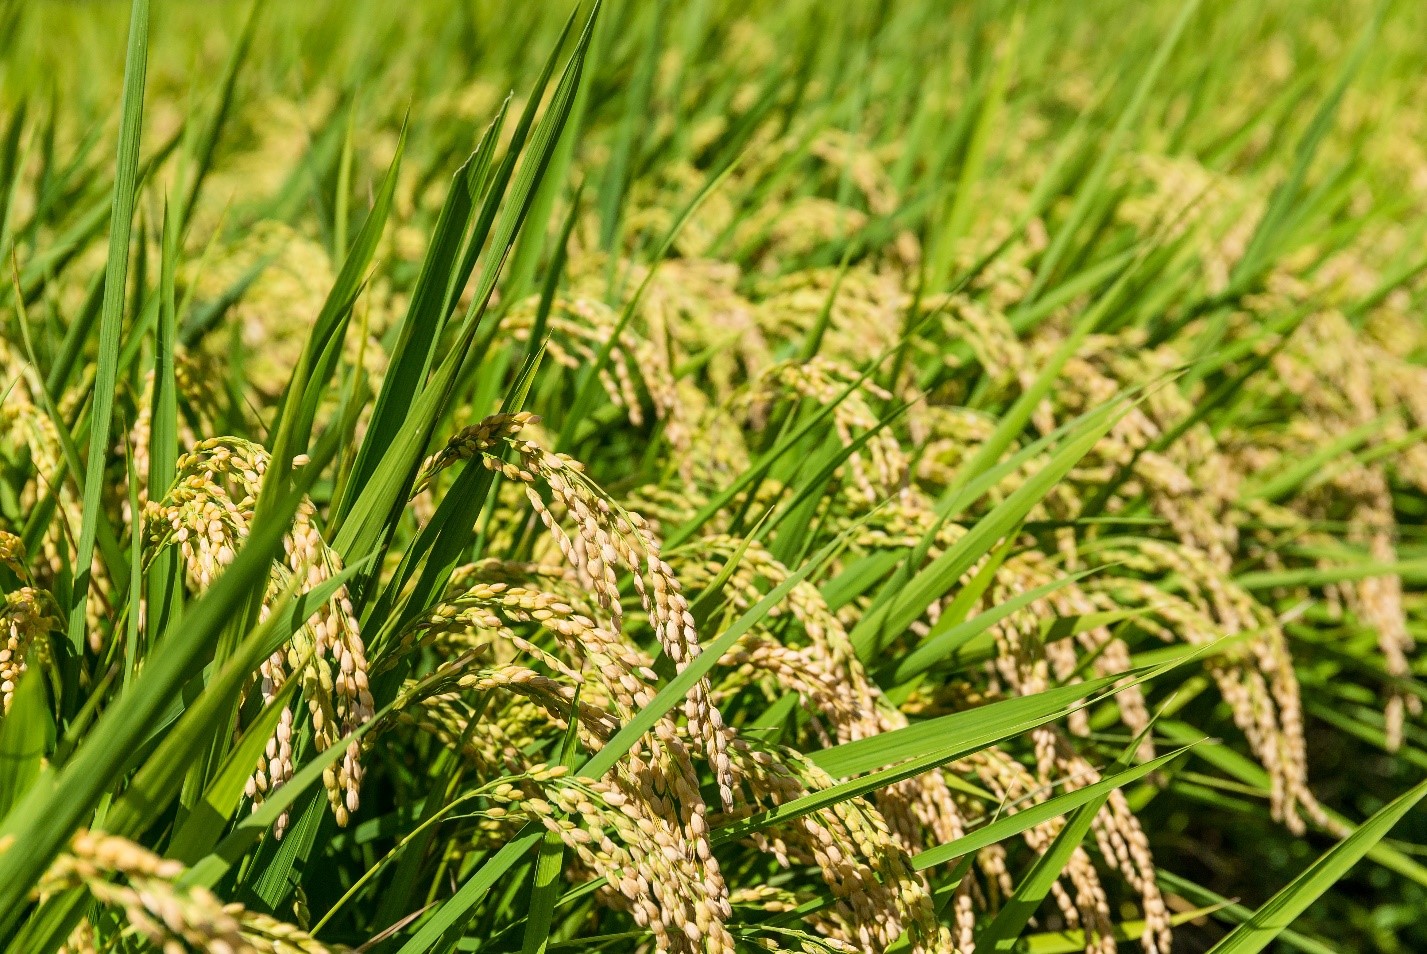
[{"x1": 1, "y1": 0, "x2": 1426, "y2": 951}]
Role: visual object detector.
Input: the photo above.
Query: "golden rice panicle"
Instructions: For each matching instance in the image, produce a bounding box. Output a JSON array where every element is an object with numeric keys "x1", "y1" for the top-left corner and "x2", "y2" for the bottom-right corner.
[
  {"x1": 0, "y1": 531, "x2": 26, "y2": 578},
  {"x1": 723, "y1": 741, "x2": 954, "y2": 954},
  {"x1": 424, "y1": 415, "x2": 735, "y2": 806},
  {"x1": 1255, "y1": 305, "x2": 1425, "y2": 749},
  {"x1": 677, "y1": 535, "x2": 997, "y2": 946},
  {"x1": 389, "y1": 546, "x2": 736, "y2": 954},
  {"x1": 740, "y1": 358, "x2": 907, "y2": 503},
  {"x1": 393, "y1": 689, "x2": 546, "y2": 781},
  {"x1": 417, "y1": 411, "x2": 540, "y2": 488},
  {"x1": 0, "y1": 586, "x2": 60, "y2": 713},
  {"x1": 458, "y1": 729, "x2": 736, "y2": 954},
  {"x1": 0, "y1": 343, "x2": 111, "y2": 642},
  {"x1": 399, "y1": 565, "x2": 644, "y2": 740},
  {"x1": 1090, "y1": 539, "x2": 1330, "y2": 834},
  {"x1": 0, "y1": 533, "x2": 60, "y2": 712},
  {"x1": 504, "y1": 293, "x2": 677, "y2": 433},
  {"x1": 144, "y1": 438, "x2": 374, "y2": 832},
  {"x1": 678, "y1": 537, "x2": 966, "y2": 815},
  {"x1": 40, "y1": 830, "x2": 345, "y2": 953},
  {"x1": 964, "y1": 748, "x2": 1122, "y2": 954},
  {"x1": 532, "y1": 774, "x2": 736, "y2": 954},
  {"x1": 42, "y1": 830, "x2": 247, "y2": 953},
  {"x1": 969, "y1": 571, "x2": 1168, "y2": 954}
]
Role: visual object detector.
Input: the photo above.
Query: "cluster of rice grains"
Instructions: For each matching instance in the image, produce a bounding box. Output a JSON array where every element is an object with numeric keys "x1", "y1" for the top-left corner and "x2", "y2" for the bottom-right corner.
[
  {"x1": 142, "y1": 438, "x2": 373, "y2": 834},
  {"x1": 370, "y1": 398, "x2": 1177, "y2": 952},
  {"x1": 39, "y1": 831, "x2": 339, "y2": 953},
  {"x1": 388, "y1": 118, "x2": 1419, "y2": 954},
  {"x1": 399, "y1": 415, "x2": 951, "y2": 953},
  {"x1": 3, "y1": 2, "x2": 1427, "y2": 952},
  {"x1": 0, "y1": 532, "x2": 60, "y2": 711}
]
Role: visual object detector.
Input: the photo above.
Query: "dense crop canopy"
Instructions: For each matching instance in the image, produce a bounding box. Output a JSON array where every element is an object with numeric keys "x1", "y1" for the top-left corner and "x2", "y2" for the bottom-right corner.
[{"x1": 0, "y1": 0, "x2": 1425, "y2": 951}]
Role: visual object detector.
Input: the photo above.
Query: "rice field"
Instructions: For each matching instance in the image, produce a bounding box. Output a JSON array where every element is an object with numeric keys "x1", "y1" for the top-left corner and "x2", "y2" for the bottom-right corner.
[{"x1": 2, "y1": 0, "x2": 1426, "y2": 951}]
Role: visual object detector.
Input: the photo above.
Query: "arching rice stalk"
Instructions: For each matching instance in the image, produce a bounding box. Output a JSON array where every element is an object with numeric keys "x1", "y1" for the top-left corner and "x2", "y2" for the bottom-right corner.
[
  {"x1": 420, "y1": 414, "x2": 734, "y2": 806},
  {"x1": 32, "y1": 830, "x2": 343, "y2": 953},
  {"x1": 142, "y1": 438, "x2": 374, "y2": 835}
]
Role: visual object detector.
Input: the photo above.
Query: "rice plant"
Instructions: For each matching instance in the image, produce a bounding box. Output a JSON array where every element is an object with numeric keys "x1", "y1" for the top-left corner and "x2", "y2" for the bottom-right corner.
[{"x1": 1, "y1": 0, "x2": 1425, "y2": 951}]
